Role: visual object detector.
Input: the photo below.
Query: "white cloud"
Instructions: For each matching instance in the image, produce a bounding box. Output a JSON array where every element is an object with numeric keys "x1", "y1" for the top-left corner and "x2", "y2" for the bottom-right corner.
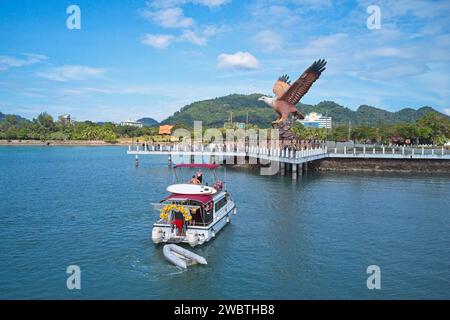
[
  {"x1": 194, "y1": 0, "x2": 230, "y2": 8},
  {"x1": 359, "y1": 63, "x2": 429, "y2": 80},
  {"x1": 0, "y1": 53, "x2": 48, "y2": 71},
  {"x1": 149, "y1": 0, "x2": 229, "y2": 9},
  {"x1": 309, "y1": 33, "x2": 348, "y2": 50},
  {"x1": 180, "y1": 30, "x2": 207, "y2": 45},
  {"x1": 144, "y1": 7, "x2": 194, "y2": 28},
  {"x1": 443, "y1": 108, "x2": 450, "y2": 116},
  {"x1": 355, "y1": 47, "x2": 411, "y2": 59},
  {"x1": 254, "y1": 30, "x2": 283, "y2": 52},
  {"x1": 202, "y1": 25, "x2": 229, "y2": 37},
  {"x1": 37, "y1": 65, "x2": 106, "y2": 82},
  {"x1": 141, "y1": 31, "x2": 207, "y2": 48},
  {"x1": 358, "y1": 0, "x2": 450, "y2": 20},
  {"x1": 217, "y1": 51, "x2": 259, "y2": 70},
  {"x1": 141, "y1": 34, "x2": 176, "y2": 49}
]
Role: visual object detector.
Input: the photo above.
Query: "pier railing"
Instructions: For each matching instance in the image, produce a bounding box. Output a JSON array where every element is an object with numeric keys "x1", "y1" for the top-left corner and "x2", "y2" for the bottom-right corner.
[
  {"x1": 127, "y1": 143, "x2": 450, "y2": 162},
  {"x1": 328, "y1": 145, "x2": 450, "y2": 159}
]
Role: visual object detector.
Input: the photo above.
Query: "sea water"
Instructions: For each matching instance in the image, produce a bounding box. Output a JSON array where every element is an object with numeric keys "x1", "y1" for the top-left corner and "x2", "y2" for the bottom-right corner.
[{"x1": 0, "y1": 146, "x2": 449, "y2": 299}]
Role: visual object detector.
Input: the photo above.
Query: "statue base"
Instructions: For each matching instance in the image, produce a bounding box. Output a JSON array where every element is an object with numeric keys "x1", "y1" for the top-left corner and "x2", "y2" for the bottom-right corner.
[{"x1": 271, "y1": 119, "x2": 300, "y2": 141}]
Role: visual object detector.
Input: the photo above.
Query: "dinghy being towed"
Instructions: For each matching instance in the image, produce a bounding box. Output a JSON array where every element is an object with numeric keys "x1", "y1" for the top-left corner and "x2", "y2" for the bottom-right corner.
[{"x1": 163, "y1": 244, "x2": 207, "y2": 269}]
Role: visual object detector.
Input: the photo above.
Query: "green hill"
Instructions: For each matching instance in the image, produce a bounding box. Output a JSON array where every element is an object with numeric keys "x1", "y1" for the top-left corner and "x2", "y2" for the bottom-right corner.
[
  {"x1": 137, "y1": 117, "x2": 159, "y2": 127},
  {"x1": 160, "y1": 94, "x2": 449, "y2": 128},
  {"x1": 161, "y1": 94, "x2": 273, "y2": 128},
  {"x1": 0, "y1": 111, "x2": 30, "y2": 124}
]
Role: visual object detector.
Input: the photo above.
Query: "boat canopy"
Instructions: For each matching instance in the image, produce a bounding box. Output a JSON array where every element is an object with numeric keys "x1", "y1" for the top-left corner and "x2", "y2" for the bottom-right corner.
[
  {"x1": 174, "y1": 164, "x2": 219, "y2": 170},
  {"x1": 165, "y1": 193, "x2": 213, "y2": 204}
]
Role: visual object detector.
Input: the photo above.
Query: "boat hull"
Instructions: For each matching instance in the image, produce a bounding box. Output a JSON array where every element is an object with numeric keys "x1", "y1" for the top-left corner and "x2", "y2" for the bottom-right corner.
[{"x1": 152, "y1": 201, "x2": 235, "y2": 247}]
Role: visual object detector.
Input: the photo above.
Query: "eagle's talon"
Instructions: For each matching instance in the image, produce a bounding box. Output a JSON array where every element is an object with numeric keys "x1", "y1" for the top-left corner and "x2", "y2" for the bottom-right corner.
[{"x1": 272, "y1": 119, "x2": 282, "y2": 124}]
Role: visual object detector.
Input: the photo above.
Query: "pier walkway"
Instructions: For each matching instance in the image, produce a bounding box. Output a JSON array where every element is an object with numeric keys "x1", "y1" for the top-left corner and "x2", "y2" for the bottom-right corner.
[{"x1": 127, "y1": 143, "x2": 450, "y2": 178}]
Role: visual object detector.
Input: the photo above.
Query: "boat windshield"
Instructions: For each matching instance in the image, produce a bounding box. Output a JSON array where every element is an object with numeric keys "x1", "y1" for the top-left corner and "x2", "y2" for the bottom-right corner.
[{"x1": 172, "y1": 165, "x2": 222, "y2": 189}]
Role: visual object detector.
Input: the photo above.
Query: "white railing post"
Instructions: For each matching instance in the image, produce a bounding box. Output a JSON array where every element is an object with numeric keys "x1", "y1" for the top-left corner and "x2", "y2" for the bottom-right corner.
[
  {"x1": 422, "y1": 147, "x2": 424, "y2": 155},
  {"x1": 334, "y1": 147, "x2": 337, "y2": 154},
  {"x1": 392, "y1": 148, "x2": 395, "y2": 154},
  {"x1": 363, "y1": 146, "x2": 366, "y2": 154},
  {"x1": 432, "y1": 149, "x2": 434, "y2": 156},
  {"x1": 344, "y1": 146, "x2": 347, "y2": 155},
  {"x1": 382, "y1": 146, "x2": 385, "y2": 154},
  {"x1": 442, "y1": 147, "x2": 445, "y2": 156},
  {"x1": 402, "y1": 147, "x2": 405, "y2": 155}
]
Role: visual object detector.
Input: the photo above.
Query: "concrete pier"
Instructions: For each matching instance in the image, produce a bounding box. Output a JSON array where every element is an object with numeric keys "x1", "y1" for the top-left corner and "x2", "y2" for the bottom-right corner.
[{"x1": 127, "y1": 144, "x2": 450, "y2": 174}]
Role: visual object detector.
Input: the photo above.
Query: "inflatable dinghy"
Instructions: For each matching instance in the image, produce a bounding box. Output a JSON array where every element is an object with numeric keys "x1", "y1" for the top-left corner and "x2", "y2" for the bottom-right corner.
[{"x1": 163, "y1": 244, "x2": 207, "y2": 269}]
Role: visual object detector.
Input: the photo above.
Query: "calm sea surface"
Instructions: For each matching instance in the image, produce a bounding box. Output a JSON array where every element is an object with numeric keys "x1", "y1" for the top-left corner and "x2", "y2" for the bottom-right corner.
[{"x1": 0, "y1": 146, "x2": 449, "y2": 299}]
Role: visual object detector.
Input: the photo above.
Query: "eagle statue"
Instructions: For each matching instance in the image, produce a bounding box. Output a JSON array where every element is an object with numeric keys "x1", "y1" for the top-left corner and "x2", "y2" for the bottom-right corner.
[{"x1": 258, "y1": 59, "x2": 327, "y2": 125}]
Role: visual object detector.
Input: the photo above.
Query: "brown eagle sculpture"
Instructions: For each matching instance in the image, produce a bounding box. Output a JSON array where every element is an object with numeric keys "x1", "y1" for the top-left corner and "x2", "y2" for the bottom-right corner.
[{"x1": 258, "y1": 59, "x2": 327, "y2": 124}]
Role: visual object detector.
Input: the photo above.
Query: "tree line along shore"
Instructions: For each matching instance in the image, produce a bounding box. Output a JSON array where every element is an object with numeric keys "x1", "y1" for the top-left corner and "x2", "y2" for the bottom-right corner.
[{"x1": 0, "y1": 111, "x2": 449, "y2": 146}]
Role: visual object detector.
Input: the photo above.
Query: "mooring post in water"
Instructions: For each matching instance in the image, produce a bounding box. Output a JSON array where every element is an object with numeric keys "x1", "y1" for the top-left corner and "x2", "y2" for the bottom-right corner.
[
  {"x1": 280, "y1": 162, "x2": 285, "y2": 175},
  {"x1": 168, "y1": 154, "x2": 172, "y2": 166},
  {"x1": 292, "y1": 163, "x2": 297, "y2": 180},
  {"x1": 304, "y1": 161, "x2": 308, "y2": 174},
  {"x1": 135, "y1": 154, "x2": 139, "y2": 167}
]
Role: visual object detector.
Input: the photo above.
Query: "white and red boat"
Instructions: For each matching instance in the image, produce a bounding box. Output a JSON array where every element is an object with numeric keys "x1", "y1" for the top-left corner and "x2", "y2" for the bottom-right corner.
[{"x1": 151, "y1": 164, "x2": 236, "y2": 247}]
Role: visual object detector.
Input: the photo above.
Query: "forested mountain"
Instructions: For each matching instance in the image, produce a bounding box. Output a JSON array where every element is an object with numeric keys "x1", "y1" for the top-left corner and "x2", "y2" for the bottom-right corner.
[{"x1": 160, "y1": 94, "x2": 448, "y2": 128}]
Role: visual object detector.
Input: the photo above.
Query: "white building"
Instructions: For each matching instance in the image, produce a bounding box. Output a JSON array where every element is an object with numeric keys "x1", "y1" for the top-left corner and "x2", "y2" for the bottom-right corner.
[
  {"x1": 298, "y1": 112, "x2": 332, "y2": 129},
  {"x1": 120, "y1": 119, "x2": 143, "y2": 128}
]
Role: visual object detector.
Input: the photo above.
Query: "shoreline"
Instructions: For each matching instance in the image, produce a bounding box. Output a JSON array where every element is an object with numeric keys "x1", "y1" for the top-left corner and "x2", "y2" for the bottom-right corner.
[{"x1": 0, "y1": 139, "x2": 129, "y2": 146}]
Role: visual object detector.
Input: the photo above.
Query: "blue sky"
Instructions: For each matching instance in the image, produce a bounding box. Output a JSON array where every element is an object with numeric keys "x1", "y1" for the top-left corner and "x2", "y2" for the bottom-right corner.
[{"x1": 0, "y1": 0, "x2": 449, "y2": 122}]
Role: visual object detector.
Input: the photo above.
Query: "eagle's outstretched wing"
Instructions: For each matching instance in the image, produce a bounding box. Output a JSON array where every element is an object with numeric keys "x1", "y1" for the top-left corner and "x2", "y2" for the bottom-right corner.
[
  {"x1": 272, "y1": 74, "x2": 291, "y2": 98},
  {"x1": 279, "y1": 59, "x2": 326, "y2": 105}
]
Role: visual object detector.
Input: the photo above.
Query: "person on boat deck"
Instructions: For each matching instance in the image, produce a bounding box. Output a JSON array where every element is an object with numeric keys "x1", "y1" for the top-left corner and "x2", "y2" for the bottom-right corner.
[
  {"x1": 189, "y1": 175, "x2": 200, "y2": 184},
  {"x1": 196, "y1": 170, "x2": 203, "y2": 184}
]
